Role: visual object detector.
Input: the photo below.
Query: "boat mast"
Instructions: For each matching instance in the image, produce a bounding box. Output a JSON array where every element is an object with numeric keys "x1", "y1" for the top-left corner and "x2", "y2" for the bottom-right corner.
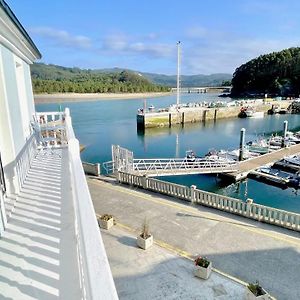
[{"x1": 176, "y1": 41, "x2": 181, "y2": 107}]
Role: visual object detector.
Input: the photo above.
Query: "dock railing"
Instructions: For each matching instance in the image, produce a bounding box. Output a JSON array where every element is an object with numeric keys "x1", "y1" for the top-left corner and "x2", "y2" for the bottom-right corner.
[
  {"x1": 132, "y1": 157, "x2": 238, "y2": 176},
  {"x1": 117, "y1": 171, "x2": 300, "y2": 232},
  {"x1": 65, "y1": 108, "x2": 118, "y2": 299}
]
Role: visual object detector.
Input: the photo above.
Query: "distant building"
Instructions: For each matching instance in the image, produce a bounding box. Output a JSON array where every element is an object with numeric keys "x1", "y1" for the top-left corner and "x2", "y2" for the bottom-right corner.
[{"x1": 0, "y1": 1, "x2": 117, "y2": 298}]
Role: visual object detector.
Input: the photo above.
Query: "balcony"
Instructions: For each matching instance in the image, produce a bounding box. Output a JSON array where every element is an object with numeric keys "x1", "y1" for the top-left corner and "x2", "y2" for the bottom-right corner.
[{"x1": 0, "y1": 109, "x2": 118, "y2": 299}]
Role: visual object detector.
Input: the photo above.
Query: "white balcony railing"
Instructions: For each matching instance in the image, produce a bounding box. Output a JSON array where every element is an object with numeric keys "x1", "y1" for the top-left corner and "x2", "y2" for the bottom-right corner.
[
  {"x1": 64, "y1": 108, "x2": 118, "y2": 299},
  {"x1": 13, "y1": 108, "x2": 118, "y2": 299}
]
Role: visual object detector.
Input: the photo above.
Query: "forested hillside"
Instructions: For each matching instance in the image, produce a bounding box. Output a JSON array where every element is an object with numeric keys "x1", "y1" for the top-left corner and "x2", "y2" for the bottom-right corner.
[
  {"x1": 30, "y1": 63, "x2": 170, "y2": 93},
  {"x1": 30, "y1": 63, "x2": 231, "y2": 93},
  {"x1": 231, "y1": 47, "x2": 300, "y2": 97},
  {"x1": 142, "y1": 72, "x2": 232, "y2": 87}
]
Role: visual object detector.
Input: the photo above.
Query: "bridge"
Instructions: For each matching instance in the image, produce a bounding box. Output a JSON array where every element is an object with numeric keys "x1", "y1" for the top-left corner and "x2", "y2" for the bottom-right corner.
[
  {"x1": 170, "y1": 86, "x2": 231, "y2": 94},
  {"x1": 104, "y1": 141, "x2": 300, "y2": 180},
  {"x1": 103, "y1": 145, "x2": 238, "y2": 177}
]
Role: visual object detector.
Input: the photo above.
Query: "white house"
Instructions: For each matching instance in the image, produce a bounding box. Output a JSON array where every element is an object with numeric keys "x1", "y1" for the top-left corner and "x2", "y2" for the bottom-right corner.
[
  {"x1": 0, "y1": 1, "x2": 118, "y2": 299},
  {"x1": 0, "y1": 0, "x2": 42, "y2": 231}
]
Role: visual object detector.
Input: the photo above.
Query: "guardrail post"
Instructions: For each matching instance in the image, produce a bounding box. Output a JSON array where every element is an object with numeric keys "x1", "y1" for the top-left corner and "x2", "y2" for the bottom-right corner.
[
  {"x1": 96, "y1": 163, "x2": 101, "y2": 176},
  {"x1": 116, "y1": 171, "x2": 121, "y2": 183},
  {"x1": 142, "y1": 175, "x2": 148, "y2": 189},
  {"x1": 246, "y1": 198, "x2": 253, "y2": 217},
  {"x1": 190, "y1": 185, "x2": 197, "y2": 203}
]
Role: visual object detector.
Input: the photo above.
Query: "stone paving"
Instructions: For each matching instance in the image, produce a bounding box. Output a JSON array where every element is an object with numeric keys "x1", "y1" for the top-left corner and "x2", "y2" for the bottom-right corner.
[
  {"x1": 89, "y1": 176, "x2": 300, "y2": 300},
  {"x1": 101, "y1": 226, "x2": 245, "y2": 300}
]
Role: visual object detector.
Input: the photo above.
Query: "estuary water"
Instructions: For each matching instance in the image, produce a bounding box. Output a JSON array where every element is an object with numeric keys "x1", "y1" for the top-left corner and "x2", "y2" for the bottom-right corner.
[{"x1": 36, "y1": 93, "x2": 300, "y2": 213}]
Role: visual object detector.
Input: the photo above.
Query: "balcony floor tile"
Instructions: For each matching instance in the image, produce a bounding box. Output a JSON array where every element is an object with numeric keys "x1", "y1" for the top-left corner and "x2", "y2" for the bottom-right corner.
[{"x1": 0, "y1": 149, "x2": 82, "y2": 300}]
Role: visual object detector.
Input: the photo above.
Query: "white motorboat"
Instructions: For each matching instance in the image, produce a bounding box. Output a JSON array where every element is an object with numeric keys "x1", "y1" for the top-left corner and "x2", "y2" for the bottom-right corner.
[
  {"x1": 246, "y1": 139, "x2": 270, "y2": 154},
  {"x1": 269, "y1": 135, "x2": 282, "y2": 147},
  {"x1": 245, "y1": 109, "x2": 264, "y2": 118},
  {"x1": 283, "y1": 155, "x2": 300, "y2": 167},
  {"x1": 285, "y1": 131, "x2": 300, "y2": 144}
]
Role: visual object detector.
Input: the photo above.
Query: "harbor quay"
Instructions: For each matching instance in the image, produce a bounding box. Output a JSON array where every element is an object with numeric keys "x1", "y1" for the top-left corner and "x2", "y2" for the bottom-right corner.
[
  {"x1": 137, "y1": 100, "x2": 290, "y2": 128},
  {"x1": 88, "y1": 176, "x2": 300, "y2": 300}
]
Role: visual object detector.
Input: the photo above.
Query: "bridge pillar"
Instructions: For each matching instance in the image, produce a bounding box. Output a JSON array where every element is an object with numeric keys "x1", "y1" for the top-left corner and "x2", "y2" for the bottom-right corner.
[
  {"x1": 239, "y1": 128, "x2": 246, "y2": 161},
  {"x1": 190, "y1": 185, "x2": 197, "y2": 203}
]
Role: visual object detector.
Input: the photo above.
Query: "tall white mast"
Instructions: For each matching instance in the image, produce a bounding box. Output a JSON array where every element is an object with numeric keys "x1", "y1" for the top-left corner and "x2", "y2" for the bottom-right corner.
[{"x1": 176, "y1": 41, "x2": 181, "y2": 107}]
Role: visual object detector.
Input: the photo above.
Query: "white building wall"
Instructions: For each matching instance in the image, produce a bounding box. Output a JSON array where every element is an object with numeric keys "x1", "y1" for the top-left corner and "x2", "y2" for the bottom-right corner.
[
  {"x1": 23, "y1": 63, "x2": 35, "y2": 119},
  {"x1": 0, "y1": 43, "x2": 35, "y2": 197},
  {"x1": 15, "y1": 57, "x2": 31, "y2": 138},
  {"x1": 0, "y1": 44, "x2": 17, "y2": 196},
  {"x1": 1, "y1": 45, "x2": 25, "y2": 155},
  {"x1": 0, "y1": 2, "x2": 41, "y2": 236}
]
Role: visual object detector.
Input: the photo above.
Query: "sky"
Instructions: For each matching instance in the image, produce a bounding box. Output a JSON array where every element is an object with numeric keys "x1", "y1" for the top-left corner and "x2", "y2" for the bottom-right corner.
[{"x1": 6, "y1": 0, "x2": 300, "y2": 75}]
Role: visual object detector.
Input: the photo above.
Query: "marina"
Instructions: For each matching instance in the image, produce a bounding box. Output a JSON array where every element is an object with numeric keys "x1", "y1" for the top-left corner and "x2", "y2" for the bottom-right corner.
[
  {"x1": 36, "y1": 94, "x2": 300, "y2": 213},
  {"x1": 104, "y1": 129, "x2": 300, "y2": 189}
]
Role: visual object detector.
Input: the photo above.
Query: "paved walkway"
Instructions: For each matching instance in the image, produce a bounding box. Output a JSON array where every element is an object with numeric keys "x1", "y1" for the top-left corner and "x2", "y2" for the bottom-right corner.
[
  {"x1": 101, "y1": 225, "x2": 245, "y2": 299},
  {"x1": 0, "y1": 149, "x2": 82, "y2": 300},
  {"x1": 88, "y1": 177, "x2": 300, "y2": 300}
]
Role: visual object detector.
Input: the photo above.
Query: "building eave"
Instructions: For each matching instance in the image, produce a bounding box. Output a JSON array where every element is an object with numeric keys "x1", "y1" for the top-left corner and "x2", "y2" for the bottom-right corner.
[{"x1": 0, "y1": 0, "x2": 41, "y2": 62}]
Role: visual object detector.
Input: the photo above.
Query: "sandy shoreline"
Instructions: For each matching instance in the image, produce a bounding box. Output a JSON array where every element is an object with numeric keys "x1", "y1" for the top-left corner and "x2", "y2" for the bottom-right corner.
[{"x1": 34, "y1": 92, "x2": 171, "y2": 104}]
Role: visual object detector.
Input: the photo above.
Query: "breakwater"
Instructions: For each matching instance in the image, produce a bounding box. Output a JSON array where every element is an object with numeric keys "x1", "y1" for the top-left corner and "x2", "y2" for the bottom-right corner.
[{"x1": 137, "y1": 100, "x2": 290, "y2": 128}]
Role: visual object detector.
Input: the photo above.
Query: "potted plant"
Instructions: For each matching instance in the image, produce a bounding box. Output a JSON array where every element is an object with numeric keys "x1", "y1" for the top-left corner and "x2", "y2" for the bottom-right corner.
[
  {"x1": 98, "y1": 214, "x2": 114, "y2": 230},
  {"x1": 194, "y1": 256, "x2": 212, "y2": 279},
  {"x1": 245, "y1": 281, "x2": 269, "y2": 300},
  {"x1": 137, "y1": 218, "x2": 153, "y2": 250}
]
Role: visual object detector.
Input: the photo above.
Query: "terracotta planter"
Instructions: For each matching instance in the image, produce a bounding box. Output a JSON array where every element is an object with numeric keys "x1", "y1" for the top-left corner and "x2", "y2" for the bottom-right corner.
[
  {"x1": 98, "y1": 217, "x2": 114, "y2": 230},
  {"x1": 137, "y1": 234, "x2": 153, "y2": 250},
  {"x1": 194, "y1": 261, "x2": 212, "y2": 279},
  {"x1": 245, "y1": 287, "x2": 269, "y2": 300}
]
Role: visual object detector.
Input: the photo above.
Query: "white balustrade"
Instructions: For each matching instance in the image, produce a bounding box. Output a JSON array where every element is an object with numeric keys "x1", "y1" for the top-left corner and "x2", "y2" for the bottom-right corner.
[
  {"x1": 117, "y1": 171, "x2": 300, "y2": 232},
  {"x1": 66, "y1": 110, "x2": 118, "y2": 300},
  {"x1": 15, "y1": 133, "x2": 37, "y2": 189},
  {"x1": 36, "y1": 111, "x2": 66, "y2": 147}
]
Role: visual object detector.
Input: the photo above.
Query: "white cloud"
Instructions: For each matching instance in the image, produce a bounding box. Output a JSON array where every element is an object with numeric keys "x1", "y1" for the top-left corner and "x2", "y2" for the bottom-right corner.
[
  {"x1": 102, "y1": 33, "x2": 128, "y2": 51},
  {"x1": 100, "y1": 33, "x2": 175, "y2": 58},
  {"x1": 30, "y1": 27, "x2": 92, "y2": 49},
  {"x1": 181, "y1": 25, "x2": 300, "y2": 74},
  {"x1": 239, "y1": 0, "x2": 287, "y2": 15},
  {"x1": 185, "y1": 26, "x2": 207, "y2": 39}
]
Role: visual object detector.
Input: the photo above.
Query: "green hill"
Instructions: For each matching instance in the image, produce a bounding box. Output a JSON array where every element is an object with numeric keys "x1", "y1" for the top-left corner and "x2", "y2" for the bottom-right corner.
[
  {"x1": 30, "y1": 63, "x2": 232, "y2": 93},
  {"x1": 30, "y1": 63, "x2": 169, "y2": 94},
  {"x1": 231, "y1": 47, "x2": 300, "y2": 97},
  {"x1": 142, "y1": 72, "x2": 232, "y2": 87}
]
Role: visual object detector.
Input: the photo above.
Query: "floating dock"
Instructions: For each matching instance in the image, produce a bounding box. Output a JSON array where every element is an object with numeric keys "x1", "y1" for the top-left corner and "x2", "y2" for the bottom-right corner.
[
  {"x1": 137, "y1": 100, "x2": 290, "y2": 129},
  {"x1": 226, "y1": 143, "x2": 300, "y2": 182},
  {"x1": 248, "y1": 170, "x2": 289, "y2": 188}
]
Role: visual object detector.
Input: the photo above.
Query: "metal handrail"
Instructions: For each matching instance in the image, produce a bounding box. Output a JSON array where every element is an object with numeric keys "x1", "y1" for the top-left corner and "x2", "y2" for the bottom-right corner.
[{"x1": 133, "y1": 157, "x2": 237, "y2": 174}]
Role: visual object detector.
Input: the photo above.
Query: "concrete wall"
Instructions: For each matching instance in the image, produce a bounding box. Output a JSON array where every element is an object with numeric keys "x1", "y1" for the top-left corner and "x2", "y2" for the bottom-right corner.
[
  {"x1": 82, "y1": 162, "x2": 101, "y2": 176},
  {"x1": 139, "y1": 101, "x2": 290, "y2": 128}
]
